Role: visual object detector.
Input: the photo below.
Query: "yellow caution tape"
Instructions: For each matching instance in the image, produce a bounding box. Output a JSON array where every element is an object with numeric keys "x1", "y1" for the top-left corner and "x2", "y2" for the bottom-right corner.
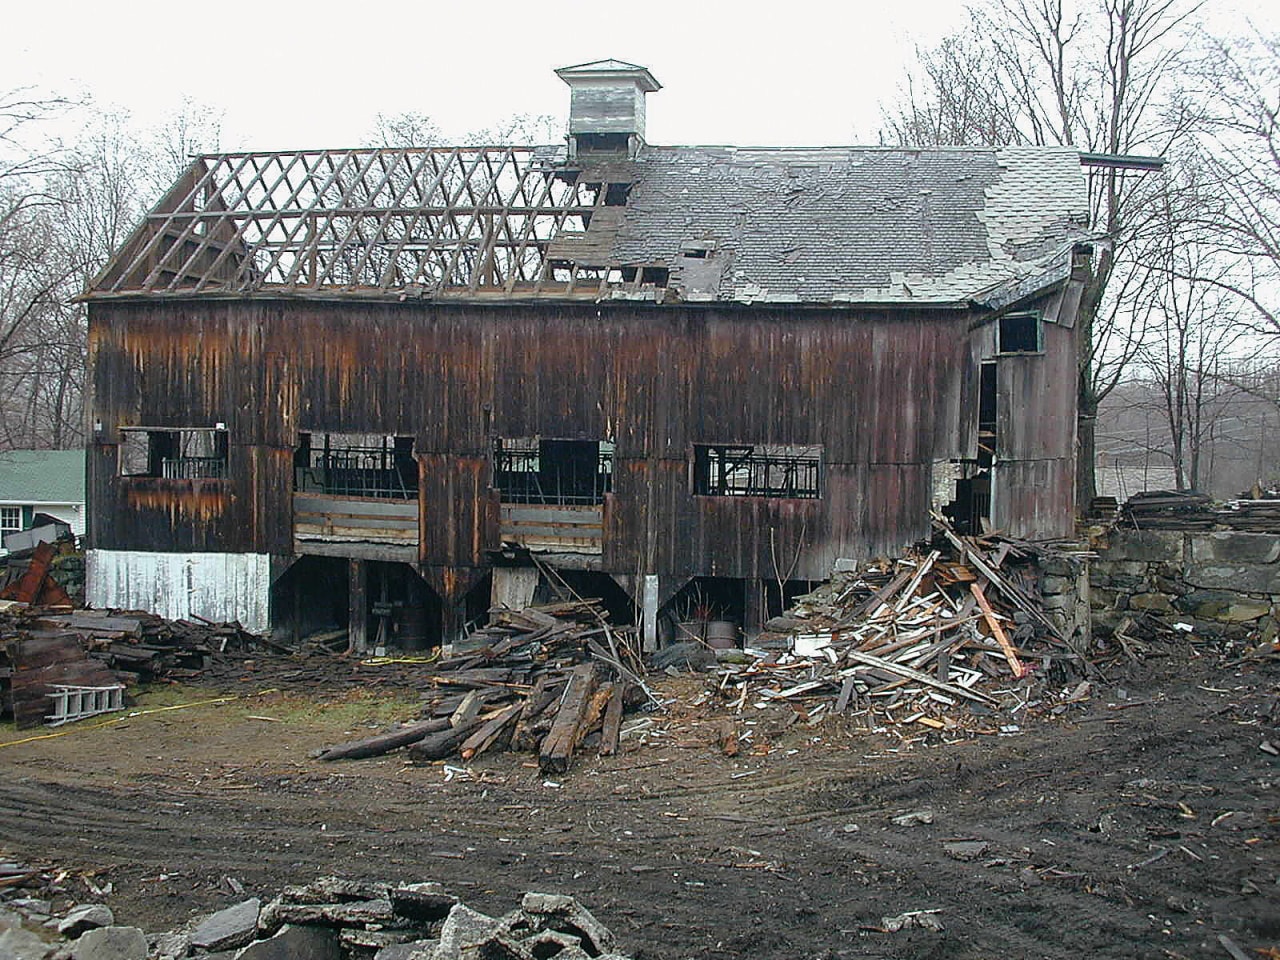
[{"x1": 0, "y1": 695, "x2": 241, "y2": 749}]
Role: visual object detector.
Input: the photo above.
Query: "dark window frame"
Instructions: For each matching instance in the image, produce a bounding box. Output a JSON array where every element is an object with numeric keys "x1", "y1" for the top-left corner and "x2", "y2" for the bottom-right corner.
[
  {"x1": 492, "y1": 436, "x2": 614, "y2": 506},
  {"x1": 692, "y1": 444, "x2": 823, "y2": 500},
  {"x1": 997, "y1": 310, "x2": 1043, "y2": 355},
  {"x1": 119, "y1": 426, "x2": 229, "y2": 480}
]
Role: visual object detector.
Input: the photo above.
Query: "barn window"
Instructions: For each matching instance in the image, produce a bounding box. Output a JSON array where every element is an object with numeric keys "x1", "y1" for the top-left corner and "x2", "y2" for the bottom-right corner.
[
  {"x1": 293, "y1": 433, "x2": 416, "y2": 499},
  {"x1": 120, "y1": 427, "x2": 228, "y2": 479},
  {"x1": 998, "y1": 312, "x2": 1042, "y2": 354},
  {"x1": 693, "y1": 444, "x2": 822, "y2": 499},
  {"x1": 493, "y1": 438, "x2": 613, "y2": 505}
]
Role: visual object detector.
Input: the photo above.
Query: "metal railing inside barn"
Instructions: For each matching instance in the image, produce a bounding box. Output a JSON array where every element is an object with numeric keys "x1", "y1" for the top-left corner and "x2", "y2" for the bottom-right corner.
[
  {"x1": 296, "y1": 445, "x2": 416, "y2": 499},
  {"x1": 493, "y1": 440, "x2": 613, "y2": 505}
]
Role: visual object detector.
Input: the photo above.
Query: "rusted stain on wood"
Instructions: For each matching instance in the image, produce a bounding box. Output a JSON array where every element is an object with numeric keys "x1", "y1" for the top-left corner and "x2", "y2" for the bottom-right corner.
[{"x1": 88, "y1": 296, "x2": 1074, "y2": 576}]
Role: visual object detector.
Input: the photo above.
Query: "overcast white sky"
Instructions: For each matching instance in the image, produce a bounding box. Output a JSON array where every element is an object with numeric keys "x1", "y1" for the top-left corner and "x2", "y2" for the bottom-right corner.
[{"x1": 3, "y1": 0, "x2": 1271, "y2": 152}]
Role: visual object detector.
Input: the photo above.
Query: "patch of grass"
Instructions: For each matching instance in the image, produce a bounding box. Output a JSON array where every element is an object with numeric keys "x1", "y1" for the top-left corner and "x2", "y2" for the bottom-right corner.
[{"x1": 242, "y1": 689, "x2": 423, "y2": 730}]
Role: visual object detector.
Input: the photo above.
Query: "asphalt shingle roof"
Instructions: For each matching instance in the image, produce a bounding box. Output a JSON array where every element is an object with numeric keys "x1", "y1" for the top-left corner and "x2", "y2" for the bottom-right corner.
[{"x1": 0, "y1": 450, "x2": 86, "y2": 504}]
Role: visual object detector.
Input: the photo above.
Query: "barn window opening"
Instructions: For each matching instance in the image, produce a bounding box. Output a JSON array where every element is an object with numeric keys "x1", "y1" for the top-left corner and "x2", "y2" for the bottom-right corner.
[
  {"x1": 604, "y1": 183, "x2": 631, "y2": 206},
  {"x1": 119, "y1": 427, "x2": 228, "y2": 479},
  {"x1": 493, "y1": 438, "x2": 614, "y2": 505},
  {"x1": 681, "y1": 248, "x2": 709, "y2": 259},
  {"x1": 998, "y1": 311, "x2": 1042, "y2": 354},
  {"x1": 978, "y1": 360, "x2": 997, "y2": 463},
  {"x1": 293, "y1": 433, "x2": 416, "y2": 499},
  {"x1": 693, "y1": 444, "x2": 822, "y2": 499},
  {"x1": 640, "y1": 266, "x2": 669, "y2": 287}
]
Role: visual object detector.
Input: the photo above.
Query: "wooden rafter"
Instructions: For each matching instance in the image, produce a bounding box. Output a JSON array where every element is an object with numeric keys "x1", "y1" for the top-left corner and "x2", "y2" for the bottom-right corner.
[{"x1": 88, "y1": 147, "x2": 611, "y2": 300}]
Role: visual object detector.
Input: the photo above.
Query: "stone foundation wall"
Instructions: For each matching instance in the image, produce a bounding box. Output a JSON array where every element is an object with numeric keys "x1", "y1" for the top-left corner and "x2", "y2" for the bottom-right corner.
[
  {"x1": 1090, "y1": 530, "x2": 1280, "y2": 643},
  {"x1": 1036, "y1": 553, "x2": 1093, "y2": 654}
]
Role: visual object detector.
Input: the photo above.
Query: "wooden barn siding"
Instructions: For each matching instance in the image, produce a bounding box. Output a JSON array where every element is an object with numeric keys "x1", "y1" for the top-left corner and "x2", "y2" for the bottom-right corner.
[
  {"x1": 992, "y1": 319, "x2": 1078, "y2": 539},
  {"x1": 89, "y1": 299, "x2": 996, "y2": 576}
]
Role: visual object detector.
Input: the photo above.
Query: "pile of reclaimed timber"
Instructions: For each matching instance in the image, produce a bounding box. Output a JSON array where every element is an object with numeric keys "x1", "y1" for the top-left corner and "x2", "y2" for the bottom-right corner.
[
  {"x1": 715, "y1": 517, "x2": 1084, "y2": 733},
  {"x1": 315, "y1": 600, "x2": 647, "y2": 774},
  {"x1": 1217, "y1": 498, "x2": 1280, "y2": 532},
  {"x1": 1120, "y1": 491, "x2": 1215, "y2": 529},
  {"x1": 0, "y1": 605, "x2": 265, "y2": 727}
]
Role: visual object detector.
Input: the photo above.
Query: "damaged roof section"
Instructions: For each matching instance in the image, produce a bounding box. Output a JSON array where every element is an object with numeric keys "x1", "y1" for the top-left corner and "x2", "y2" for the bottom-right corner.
[{"x1": 87, "y1": 143, "x2": 1090, "y2": 306}]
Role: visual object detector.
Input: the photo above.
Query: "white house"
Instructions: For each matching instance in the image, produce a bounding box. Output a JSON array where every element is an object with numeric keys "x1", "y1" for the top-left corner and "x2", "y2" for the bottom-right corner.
[{"x1": 0, "y1": 449, "x2": 86, "y2": 540}]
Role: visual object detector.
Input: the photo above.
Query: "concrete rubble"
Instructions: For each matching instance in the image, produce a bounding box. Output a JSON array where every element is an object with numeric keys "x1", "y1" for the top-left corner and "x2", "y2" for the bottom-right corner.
[{"x1": 0, "y1": 874, "x2": 632, "y2": 960}]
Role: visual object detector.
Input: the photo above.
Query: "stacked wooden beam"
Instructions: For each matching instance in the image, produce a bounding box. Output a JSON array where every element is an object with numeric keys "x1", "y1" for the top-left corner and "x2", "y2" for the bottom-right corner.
[
  {"x1": 1217, "y1": 498, "x2": 1280, "y2": 532},
  {"x1": 720, "y1": 519, "x2": 1082, "y2": 732},
  {"x1": 1120, "y1": 491, "x2": 1215, "y2": 529},
  {"x1": 0, "y1": 605, "x2": 266, "y2": 726}
]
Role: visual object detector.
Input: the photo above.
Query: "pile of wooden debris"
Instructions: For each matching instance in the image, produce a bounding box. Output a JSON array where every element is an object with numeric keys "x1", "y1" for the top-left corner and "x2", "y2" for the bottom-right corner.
[
  {"x1": 704, "y1": 518, "x2": 1090, "y2": 740},
  {"x1": 0, "y1": 606, "x2": 263, "y2": 728},
  {"x1": 315, "y1": 599, "x2": 651, "y2": 775}
]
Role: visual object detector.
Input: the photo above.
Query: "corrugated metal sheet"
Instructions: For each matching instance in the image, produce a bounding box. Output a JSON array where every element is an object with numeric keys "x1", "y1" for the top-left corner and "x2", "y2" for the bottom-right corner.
[{"x1": 86, "y1": 549, "x2": 270, "y2": 634}]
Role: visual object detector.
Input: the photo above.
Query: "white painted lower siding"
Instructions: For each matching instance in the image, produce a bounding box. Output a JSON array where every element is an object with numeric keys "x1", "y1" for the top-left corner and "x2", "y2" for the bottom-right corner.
[{"x1": 87, "y1": 550, "x2": 271, "y2": 635}]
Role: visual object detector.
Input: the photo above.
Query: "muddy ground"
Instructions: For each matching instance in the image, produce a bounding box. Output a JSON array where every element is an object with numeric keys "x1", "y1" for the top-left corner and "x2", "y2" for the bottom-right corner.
[{"x1": 1, "y1": 641, "x2": 1276, "y2": 959}]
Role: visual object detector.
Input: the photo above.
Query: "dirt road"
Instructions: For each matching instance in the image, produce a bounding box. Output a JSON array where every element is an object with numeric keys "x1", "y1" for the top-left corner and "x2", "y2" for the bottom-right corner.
[{"x1": 1, "y1": 646, "x2": 1276, "y2": 959}]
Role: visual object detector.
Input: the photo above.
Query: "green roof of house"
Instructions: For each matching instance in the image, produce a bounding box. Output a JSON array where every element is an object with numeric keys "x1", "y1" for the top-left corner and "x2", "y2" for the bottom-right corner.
[{"x1": 0, "y1": 449, "x2": 86, "y2": 504}]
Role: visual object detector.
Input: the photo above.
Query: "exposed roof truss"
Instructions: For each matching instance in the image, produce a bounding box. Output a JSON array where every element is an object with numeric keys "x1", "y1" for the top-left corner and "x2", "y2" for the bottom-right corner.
[{"x1": 89, "y1": 147, "x2": 636, "y2": 300}]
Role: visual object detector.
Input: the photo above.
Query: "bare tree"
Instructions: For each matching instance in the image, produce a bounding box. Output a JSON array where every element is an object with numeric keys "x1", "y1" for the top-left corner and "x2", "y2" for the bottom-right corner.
[
  {"x1": 881, "y1": 0, "x2": 1201, "y2": 509},
  {"x1": 1180, "y1": 31, "x2": 1280, "y2": 343},
  {"x1": 0, "y1": 98, "x2": 224, "y2": 449}
]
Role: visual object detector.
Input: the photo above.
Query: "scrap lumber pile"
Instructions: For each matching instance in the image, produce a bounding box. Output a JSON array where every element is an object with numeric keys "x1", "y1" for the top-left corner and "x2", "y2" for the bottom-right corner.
[
  {"x1": 315, "y1": 599, "x2": 646, "y2": 774},
  {"x1": 1117, "y1": 491, "x2": 1280, "y2": 533},
  {"x1": 1217, "y1": 498, "x2": 1280, "y2": 533},
  {"x1": 0, "y1": 604, "x2": 263, "y2": 727},
  {"x1": 1119, "y1": 491, "x2": 1215, "y2": 529},
  {"x1": 713, "y1": 518, "x2": 1084, "y2": 735}
]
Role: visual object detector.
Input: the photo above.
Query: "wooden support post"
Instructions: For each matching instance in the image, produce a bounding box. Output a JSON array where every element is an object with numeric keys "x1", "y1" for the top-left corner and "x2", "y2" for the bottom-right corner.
[
  {"x1": 642, "y1": 574, "x2": 659, "y2": 652},
  {"x1": 744, "y1": 578, "x2": 765, "y2": 642},
  {"x1": 348, "y1": 558, "x2": 368, "y2": 655}
]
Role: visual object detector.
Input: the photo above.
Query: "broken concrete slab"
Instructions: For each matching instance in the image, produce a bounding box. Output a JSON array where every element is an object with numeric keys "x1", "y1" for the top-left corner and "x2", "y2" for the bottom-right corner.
[
  {"x1": 372, "y1": 940, "x2": 438, "y2": 960},
  {"x1": 388, "y1": 883, "x2": 458, "y2": 923},
  {"x1": 434, "y1": 903, "x2": 500, "y2": 960},
  {"x1": 190, "y1": 899, "x2": 261, "y2": 952},
  {"x1": 518, "y1": 892, "x2": 616, "y2": 955},
  {"x1": 236, "y1": 924, "x2": 343, "y2": 960},
  {"x1": 0, "y1": 910, "x2": 53, "y2": 960},
  {"x1": 280, "y1": 877, "x2": 387, "y2": 904},
  {"x1": 151, "y1": 931, "x2": 190, "y2": 960},
  {"x1": 70, "y1": 925, "x2": 148, "y2": 960},
  {"x1": 269, "y1": 899, "x2": 395, "y2": 928},
  {"x1": 58, "y1": 905, "x2": 114, "y2": 938}
]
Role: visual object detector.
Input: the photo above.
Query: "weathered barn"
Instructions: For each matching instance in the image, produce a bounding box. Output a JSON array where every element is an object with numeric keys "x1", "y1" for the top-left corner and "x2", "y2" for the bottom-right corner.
[{"x1": 83, "y1": 60, "x2": 1091, "y2": 644}]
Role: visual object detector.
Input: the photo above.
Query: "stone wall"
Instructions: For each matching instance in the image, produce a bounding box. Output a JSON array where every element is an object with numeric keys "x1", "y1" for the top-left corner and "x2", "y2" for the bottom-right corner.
[{"x1": 1090, "y1": 530, "x2": 1280, "y2": 644}]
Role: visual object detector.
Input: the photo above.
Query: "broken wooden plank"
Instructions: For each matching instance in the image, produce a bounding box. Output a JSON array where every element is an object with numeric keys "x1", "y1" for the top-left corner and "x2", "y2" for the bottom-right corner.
[
  {"x1": 599, "y1": 682, "x2": 624, "y2": 756},
  {"x1": 459, "y1": 704, "x2": 522, "y2": 761},
  {"x1": 449, "y1": 690, "x2": 485, "y2": 727},
  {"x1": 969, "y1": 582, "x2": 1026, "y2": 677},
  {"x1": 935, "y1": 518, "x2": 1065, "y2": 642},
  {"x1": 842, "y1": 650, "x2": 998, "y2": 705},
  {"x1": 407, "y1": 718, "x2": 485, "y2": 763},
  {"x1": 538, "y1": 662, "x2": 599, "y2": 774},
  {"x1": 315, "y1": 717, "x2": 452, "y2": 762}
]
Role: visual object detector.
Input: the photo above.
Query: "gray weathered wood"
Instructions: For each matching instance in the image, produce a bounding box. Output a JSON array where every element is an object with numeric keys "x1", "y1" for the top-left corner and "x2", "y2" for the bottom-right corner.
[{"x1": 316, "y1": 717, "x2": 450, "y2": 761}]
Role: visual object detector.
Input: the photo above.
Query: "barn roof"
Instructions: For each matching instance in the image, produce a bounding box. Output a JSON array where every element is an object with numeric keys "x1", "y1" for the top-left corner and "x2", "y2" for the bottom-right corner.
[{"x1": 87, "y1": 142, "x2": 1090, "y2": 307}]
